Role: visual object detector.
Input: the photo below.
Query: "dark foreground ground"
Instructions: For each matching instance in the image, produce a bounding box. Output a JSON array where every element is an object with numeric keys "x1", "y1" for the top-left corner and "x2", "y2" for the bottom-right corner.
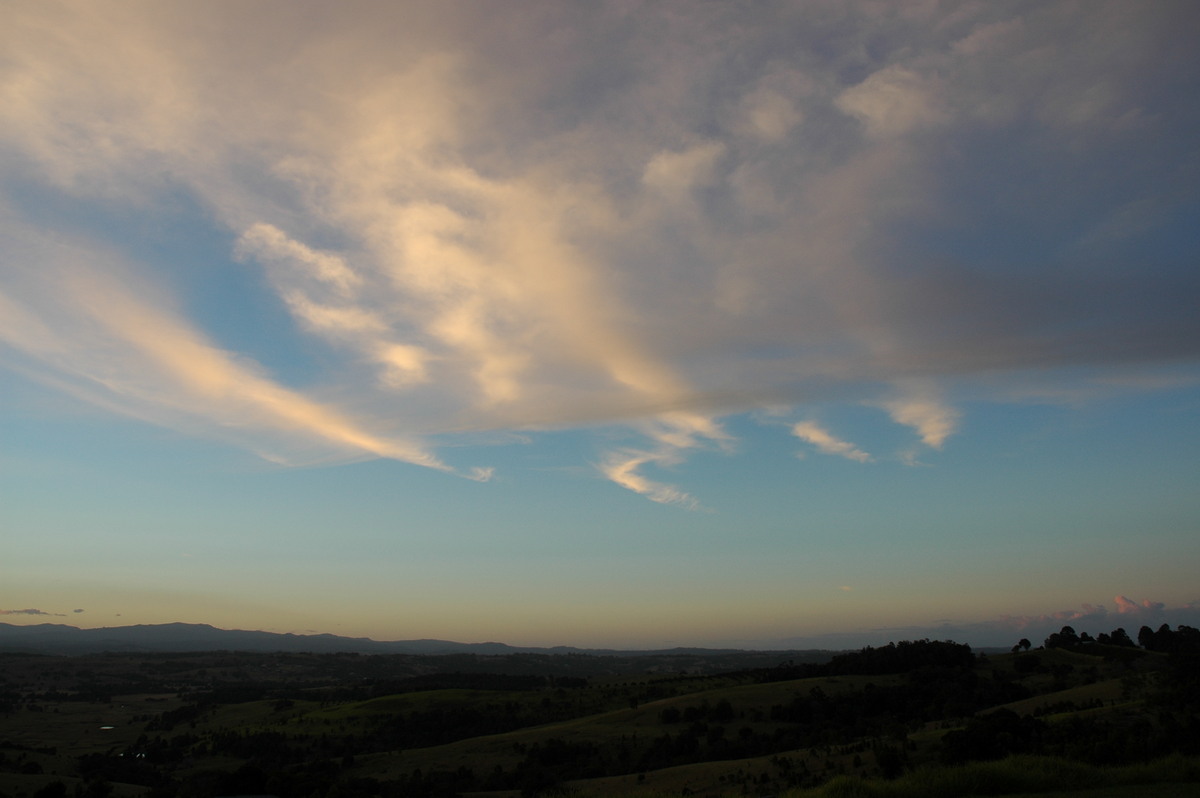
[{"x1": 1, "y1": 628, "x2": 1197, "y2": 797}]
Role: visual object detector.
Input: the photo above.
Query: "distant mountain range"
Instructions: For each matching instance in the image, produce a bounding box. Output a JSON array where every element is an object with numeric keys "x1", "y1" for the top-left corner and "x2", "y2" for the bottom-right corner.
[{"x1": 0, "y1": 622, "x2": 755, "y2": 657}]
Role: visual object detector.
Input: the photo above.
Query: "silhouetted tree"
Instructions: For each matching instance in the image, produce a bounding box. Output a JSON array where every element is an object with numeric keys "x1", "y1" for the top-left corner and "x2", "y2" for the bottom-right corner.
[
  {"x1": 1109, "y1": 627, "x2": 1135, "y2": 648},
  {"x1": 1139, "y1": 625, "x2": 1156, "y2": 649},
  {"x1": 1140, "y1": 624, "x2": 1200, "y2": 654},
  {"x1": 1045, "y1": 626, "x2": 1080, "y2": 649}
]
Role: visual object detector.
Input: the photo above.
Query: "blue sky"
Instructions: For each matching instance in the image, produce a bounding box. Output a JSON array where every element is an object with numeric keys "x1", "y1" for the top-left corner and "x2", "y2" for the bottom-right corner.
[{"x1": 2, "y1": 1, "x2": 1199, "y2": 649}]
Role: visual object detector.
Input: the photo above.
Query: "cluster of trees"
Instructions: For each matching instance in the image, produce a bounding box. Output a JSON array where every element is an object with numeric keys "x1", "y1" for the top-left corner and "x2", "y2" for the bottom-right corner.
[
  {"x1": 1042, "y1": 625, "x2": 1138, "y2": 649},
  {"x1": 1034, "y1": 623, "x2": 1200, "y2": 652},
  {"x1": 755, "y1": 639, "x2": 977, "y2": 685},
  {"x1": 1138, "y1": 623, "x2": 1200, "y2": 653}
]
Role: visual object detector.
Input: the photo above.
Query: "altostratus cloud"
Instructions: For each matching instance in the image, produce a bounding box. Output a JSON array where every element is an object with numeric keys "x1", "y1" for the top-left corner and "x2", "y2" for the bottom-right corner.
[{"x1": 0, "y1": 2, "x2": 1197, "y2": 503}]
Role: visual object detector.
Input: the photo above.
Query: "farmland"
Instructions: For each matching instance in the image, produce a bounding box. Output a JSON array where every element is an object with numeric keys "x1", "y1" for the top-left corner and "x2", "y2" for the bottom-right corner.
[{"x1": 1, "y1": 631, "x2": 1197, "y2": 797}]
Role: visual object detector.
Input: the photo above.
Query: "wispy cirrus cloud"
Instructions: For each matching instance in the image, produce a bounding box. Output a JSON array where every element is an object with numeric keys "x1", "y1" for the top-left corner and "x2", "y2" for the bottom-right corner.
[
  {"x1": 792, "y1": 421, "x2": 872, "y2": 463},
  {"x1": 0, "y1": 223, "x2": 463, "y2": 474},
  {"x1": 1, "y1": 1, "x2": 1197, "y2": 504},
  {"x1": 600, "y1": 449, "x2": 700, "y2": 510}
]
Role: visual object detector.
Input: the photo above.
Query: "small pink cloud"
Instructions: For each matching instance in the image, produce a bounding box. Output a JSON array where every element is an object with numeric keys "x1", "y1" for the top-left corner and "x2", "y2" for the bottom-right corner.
[{"x1": 1114, "y1": 595, "x2": 1165, "y2": 614}]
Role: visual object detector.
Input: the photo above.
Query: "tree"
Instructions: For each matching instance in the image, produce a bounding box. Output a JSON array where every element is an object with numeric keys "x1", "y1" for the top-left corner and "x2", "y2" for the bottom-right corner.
[
  {"x1": 1110, "y1": 627, "x2": 1135, "y2": 648},
  {"x1": 1044, "y1": 626, "x2": 1079, "y2": 649},
  {"x1": 1139, "y1": 625, "x2": 1156, "y2": 649},
  {"x1": 1019, "y1": 638, "x2": 1032, "y2": 652},
  {"x1": 1139, "y1": 624, "x2": 1173, "y2": 651}
]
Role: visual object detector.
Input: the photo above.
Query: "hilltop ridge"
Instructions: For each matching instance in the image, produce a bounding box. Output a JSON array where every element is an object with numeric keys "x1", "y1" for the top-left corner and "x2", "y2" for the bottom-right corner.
[{"x1": 0, "y1": 621, "x2": 809, "y2": 658}]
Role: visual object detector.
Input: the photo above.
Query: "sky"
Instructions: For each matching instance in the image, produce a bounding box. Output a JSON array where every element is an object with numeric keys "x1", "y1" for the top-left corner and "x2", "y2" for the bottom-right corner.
[{"x1": 2, "y1": 1, "x2": 1199, "y2": 651}]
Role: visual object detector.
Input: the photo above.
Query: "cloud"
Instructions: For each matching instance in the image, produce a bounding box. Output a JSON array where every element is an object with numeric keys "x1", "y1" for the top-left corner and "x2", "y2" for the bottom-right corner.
[
  {"x1": 73, "y1": 608, "x2": 85, "y2": 613},
  {"x1": 643, "y1": 141, "x2": 725, "y2": 197},
  {"x1": 836, "y1": 66, "x2": 945, "y2": 139},
  {"x1": 960, "y1": 596, "x2": 1183, "y2": 647},
  {"x1": 880, "y1": 386, "x2": 960, "y2": 449},
  {"x1": 0, "y1": 224, "x2": 461, "y2": 473},
  {"x1": 237, "y1": 223, "x2": 362, "y2": 298},
  {"x1": 0, "y1": 608, "x2": 62, "y2": 616},
  {"x1": 766, "y1": 596, "x2": 1200, "y2": 651},
  {"x1": 736, "y1": 69, "x2": 809, "y2": 142},
  {"x1": 1114, "y1": 595, "x2": 1166, "y2": 616},
  {"x1": 792, "y1": 421, "x2": 872, "y2": 463},
  {"x1": 600, "y1": 449, "x2": 700, "y2": 510},
  {"x1": 1, "y1": 2, "x2": 1197, "y2": 503}
]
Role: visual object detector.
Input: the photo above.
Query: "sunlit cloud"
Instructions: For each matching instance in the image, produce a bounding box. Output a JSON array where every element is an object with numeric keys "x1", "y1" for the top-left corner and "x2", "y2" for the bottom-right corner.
[
  {"x1": 792, "y1": 421, "x2": 872, "y2": 463},
  {"x1": 880, "y1": 386, "x2": 961, "y2": 450},
  {"x1": 600, "y1": 448, "x2": 700, "y2": 510},
  {"x1": 0, "y1": 226, "x2": 460, "y2": 474},
  {"x1": 1, "y1": 1, "x2": 1197, "y2": 504},
  {"x1": 237, "y1": 223, "x2": 362, "y2": 299},
  {"x1": 1114, "y1": 595, "x2": 1165, "y2": 616}
]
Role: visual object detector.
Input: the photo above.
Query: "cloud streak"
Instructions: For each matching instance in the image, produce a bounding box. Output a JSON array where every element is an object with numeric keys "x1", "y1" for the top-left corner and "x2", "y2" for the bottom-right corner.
[
  {"x1": 1, "y1": 1, "x2": 1197, "y2": 502},
  {"x1": 792, "y1": 421, "x2": 872, "y2": 463},
  {"x1": 600, "y1": 449, "x2": 700, "y2": 510},
  {"x1": 0, "y1": 225, "x2": 460, "y2": 473}
]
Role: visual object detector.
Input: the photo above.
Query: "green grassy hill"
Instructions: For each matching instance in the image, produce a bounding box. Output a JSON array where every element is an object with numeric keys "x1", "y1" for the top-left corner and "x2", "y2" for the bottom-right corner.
[{"x1": 1, "y1": 635, "x2": 1196, "y2": 797}]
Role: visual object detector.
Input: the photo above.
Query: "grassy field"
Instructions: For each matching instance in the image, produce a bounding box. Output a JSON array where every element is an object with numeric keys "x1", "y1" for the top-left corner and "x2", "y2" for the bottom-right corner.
[
  {"x1": 453, "y1": 761, "x2": 1200, "y2": 798},
  {"x1": 566, "y1": 755, "x2": 1200, "y2": 798},
  {"x1": 348, "y1": 674, "x2": 894, "y2": 781},
  {"x1": 773, "y1": 755, "x2": 1200, "y2": 798},
  {"x1": 989, "y1": 678, "x2": 1124, "y2": 718},
  {"x1": 2, "y1": 643, "x2": 1194, "y2": 797},
  {"x1": 0, "y1": 692, "x2": 184, "y2": 796}
]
